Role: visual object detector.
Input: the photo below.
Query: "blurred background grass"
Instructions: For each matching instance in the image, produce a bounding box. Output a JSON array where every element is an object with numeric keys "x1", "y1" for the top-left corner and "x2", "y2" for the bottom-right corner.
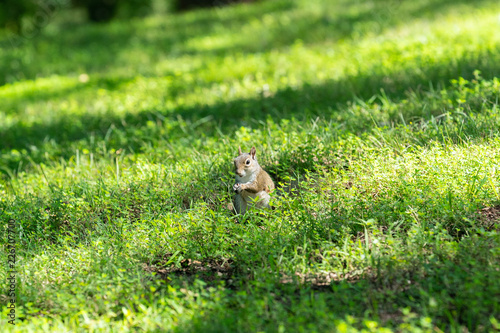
[{"x1": 1, "y1": 0, "x2": 500, "y2": 174}]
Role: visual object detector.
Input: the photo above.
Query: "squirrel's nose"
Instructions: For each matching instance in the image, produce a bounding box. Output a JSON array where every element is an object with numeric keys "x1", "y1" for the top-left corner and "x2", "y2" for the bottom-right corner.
[{"x1": 237, "y1": 172, "x2": 243, "y2": 177}]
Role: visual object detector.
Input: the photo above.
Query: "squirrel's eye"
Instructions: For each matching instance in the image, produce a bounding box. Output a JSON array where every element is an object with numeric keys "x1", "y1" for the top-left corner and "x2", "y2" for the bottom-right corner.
[{"x1": 245, "y1": 159, "x2": 251, "y2": 165}]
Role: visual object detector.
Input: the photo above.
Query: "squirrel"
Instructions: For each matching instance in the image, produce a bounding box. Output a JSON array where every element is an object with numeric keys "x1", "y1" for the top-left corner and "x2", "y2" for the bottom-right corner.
[{"x1": 232, "y1": 146, "x2": 275, "y2": 215}]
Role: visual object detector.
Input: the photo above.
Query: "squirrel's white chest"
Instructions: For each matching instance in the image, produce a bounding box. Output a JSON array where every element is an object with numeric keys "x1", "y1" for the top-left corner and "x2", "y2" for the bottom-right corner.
[
  {"x1": 236, "y1": 172, "x2": 264, "y2": 202},
  {"x1": 235, "y1": 172, "x2": 256, "y2": 184}
]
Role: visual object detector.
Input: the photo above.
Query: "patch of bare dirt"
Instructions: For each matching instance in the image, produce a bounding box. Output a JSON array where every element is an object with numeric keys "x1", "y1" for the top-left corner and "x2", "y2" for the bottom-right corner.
[
  {"x1": 279, "y1": 268, "x2": 368, "y2": 289},
  {"x1": 144, "y1": 255, "x2": 369, "y2": 290},
  {"x1": 144, "y1": 258, "x2": 235, "y2": 283},
  {"x1": 478, "y1": 205, "x2": 500, "y2": 230}
]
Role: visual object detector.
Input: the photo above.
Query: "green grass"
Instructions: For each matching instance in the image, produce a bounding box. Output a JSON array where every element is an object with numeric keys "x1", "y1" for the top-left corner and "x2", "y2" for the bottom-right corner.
[{"x1": 1, "y1": 0, "x2": 500, "y2": 331}]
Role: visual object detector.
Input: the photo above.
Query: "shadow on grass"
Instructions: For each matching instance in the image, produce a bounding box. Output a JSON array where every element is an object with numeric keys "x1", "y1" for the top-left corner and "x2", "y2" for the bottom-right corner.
[
  {"x1": 0, "y1": 0, "x2": 495, "y2": 85},
  {"x1": 1, "y1": 40, "x2": 500, "y2": 174},
  {"x1": 146, "y1": 231, "x2": 500, "y2": 332},
  {"x1": 0, "y1": 0, "x2": 295, "y2": 84}
]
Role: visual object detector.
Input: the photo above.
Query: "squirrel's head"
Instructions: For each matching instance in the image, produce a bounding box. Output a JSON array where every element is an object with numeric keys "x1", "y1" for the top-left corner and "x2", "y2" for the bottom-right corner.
[{"x1": 234, "y1": 146, "x2": 259, "y2": 178}]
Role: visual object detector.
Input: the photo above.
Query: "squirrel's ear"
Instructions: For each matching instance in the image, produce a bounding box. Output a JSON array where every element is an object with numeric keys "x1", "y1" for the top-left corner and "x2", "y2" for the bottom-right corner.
[
  {"x1": 238, "y1": 146, "x2": 242, "y2": 155},
  {"x1": 250, "y1": 146, "x2": 256, "y2": 159}
]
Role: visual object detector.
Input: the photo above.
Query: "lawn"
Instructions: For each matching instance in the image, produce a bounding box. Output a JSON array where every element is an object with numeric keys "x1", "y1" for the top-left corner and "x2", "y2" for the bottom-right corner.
[{"x1": 1, "y1": 0, "x2": 500, "y2": 331}]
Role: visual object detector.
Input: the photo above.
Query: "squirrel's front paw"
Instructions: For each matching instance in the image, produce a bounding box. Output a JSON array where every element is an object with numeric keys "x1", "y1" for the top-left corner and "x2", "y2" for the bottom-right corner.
[{"x1": 233, "y1": 183, "x2": 242, "y2": 193}]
